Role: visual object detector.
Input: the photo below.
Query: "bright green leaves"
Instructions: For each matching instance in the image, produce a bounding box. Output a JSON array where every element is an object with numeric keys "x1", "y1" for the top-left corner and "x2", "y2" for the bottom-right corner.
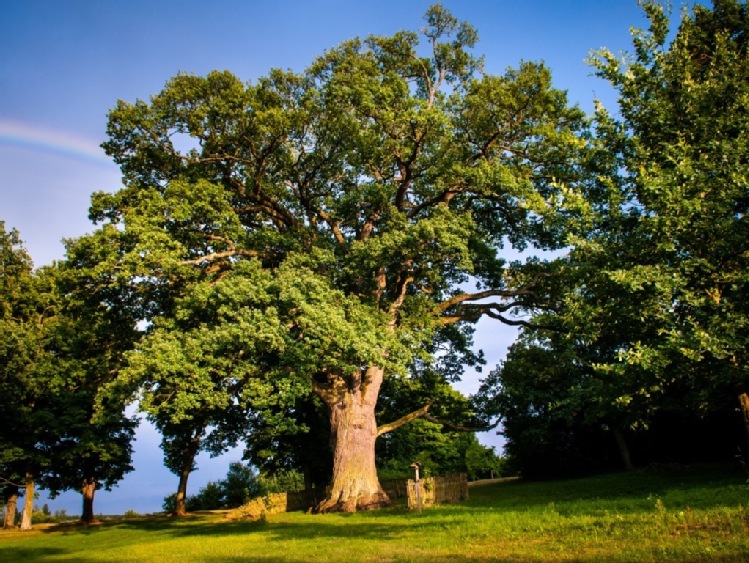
[
  {"x1": 422, "y1": 3, "x2": 482, "y2": 95},
  {"x1": 123, "y1": 255, "x2": 412, "y2": 428},
  {"x1": 452, "y1": 62, "x2": 589, "y2": 252}
]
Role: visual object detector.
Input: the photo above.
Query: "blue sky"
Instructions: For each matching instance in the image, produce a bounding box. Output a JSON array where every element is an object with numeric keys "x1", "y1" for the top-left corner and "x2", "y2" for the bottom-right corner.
[{"x1": 1, "y1": 0, "x2": 657, "y2": 515}]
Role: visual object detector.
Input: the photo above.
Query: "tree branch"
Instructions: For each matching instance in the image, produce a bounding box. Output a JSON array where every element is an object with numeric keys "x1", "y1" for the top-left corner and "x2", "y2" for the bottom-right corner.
[
  {"x1": 376, "y1": 402, "x2": 433, "y2": 437},
  {"x1": 422, "y1": 414, "x2": 499, "y2": 433},
  {"x1": 388, "y1": 260, "x2": 415, "y2": 324},
  {"x1": 180, "y1": 249, "x2": 268, "y2": 266},
  {"x1": 434, "y1": 286, "x2": 536, "y2": 316},
  {"x1": 0, "y1": 476, "x2": 26, "y2": 488}
]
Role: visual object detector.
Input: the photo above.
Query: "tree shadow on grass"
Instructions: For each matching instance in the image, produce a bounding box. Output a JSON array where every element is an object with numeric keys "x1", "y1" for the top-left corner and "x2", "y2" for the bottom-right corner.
[
  {"x1": 39, "y1": 510, "x2": 432, "y2": 540},
  {"x1": 0, "y1": 546, "x2": 68, "y2": 561}
]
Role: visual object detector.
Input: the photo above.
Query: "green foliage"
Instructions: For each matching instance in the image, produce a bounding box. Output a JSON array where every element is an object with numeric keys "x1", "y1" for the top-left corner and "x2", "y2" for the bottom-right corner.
[
  {"x1": 163, "y1": 462, "x2": 305, "y2": 511},
  {"x1": 0, "y1": 222, "x2": 137, "y2": 521},
  {"x1": 376, "y1": 371, "x2": 495, "y2": 478},
  {"x1": 0, "y1": 223, "x2": 54, "y2": 486},
  {"x1": 478, "y1": 0, "x2": 749, "y2": 477}
]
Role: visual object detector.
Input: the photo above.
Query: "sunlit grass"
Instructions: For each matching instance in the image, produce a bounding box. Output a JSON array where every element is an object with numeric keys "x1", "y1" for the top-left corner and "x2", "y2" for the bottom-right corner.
[{"x1": 2, "y1": 463, "x2": 748, "y2": 562}]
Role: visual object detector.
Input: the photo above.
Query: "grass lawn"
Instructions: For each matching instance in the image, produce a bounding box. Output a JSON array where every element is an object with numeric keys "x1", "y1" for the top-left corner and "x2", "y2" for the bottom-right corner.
[{"x1": 2, "y1": 463, "x2": 748, "y2": 562}]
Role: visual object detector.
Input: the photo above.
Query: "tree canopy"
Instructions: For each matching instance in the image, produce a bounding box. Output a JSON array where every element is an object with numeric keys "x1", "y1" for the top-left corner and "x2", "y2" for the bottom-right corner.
[{"x1": 90, "y1": 4, "x2": 587, "y2": 511}]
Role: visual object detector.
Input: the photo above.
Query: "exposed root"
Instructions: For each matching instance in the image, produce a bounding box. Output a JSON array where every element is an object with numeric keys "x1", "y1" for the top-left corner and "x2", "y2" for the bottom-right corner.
[{"x1": 315, "y1": 491, "x2": 392, "y2": 513}]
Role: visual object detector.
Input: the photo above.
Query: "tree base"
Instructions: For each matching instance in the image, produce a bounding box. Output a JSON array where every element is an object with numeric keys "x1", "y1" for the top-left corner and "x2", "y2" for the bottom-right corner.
[{"x1": 315, "y1": 491, "x2": 392, "y2": 513}]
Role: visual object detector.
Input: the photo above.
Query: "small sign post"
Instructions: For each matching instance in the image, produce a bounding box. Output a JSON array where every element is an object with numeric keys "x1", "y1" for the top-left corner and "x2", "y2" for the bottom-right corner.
[{"x1": 410, "y1": 462, "x2": 422, "y2": 513}]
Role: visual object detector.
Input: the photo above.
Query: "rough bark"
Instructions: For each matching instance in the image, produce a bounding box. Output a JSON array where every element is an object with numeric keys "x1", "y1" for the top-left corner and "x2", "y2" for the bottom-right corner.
[
  {"x1": 19, "y1": 473, "x2": 34, "y2": 531},
  {"x1": 314, "y1": 366, "x2": 391, "y2": 513},
  {"x1": 80, "y1": 478, "x2": 98, "y2": 524},
  {"x1": 3, "y1": 486, "x2": 18, "y2": 529},
  {"x1": 612, "y1": 426, "x2": 634, "y2": 471}
]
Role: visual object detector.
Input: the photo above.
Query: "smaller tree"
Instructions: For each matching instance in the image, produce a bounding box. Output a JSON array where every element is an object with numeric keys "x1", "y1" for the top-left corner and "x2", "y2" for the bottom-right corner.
[{"x1": 0, "y1": 224, "x2": 57, "y2": 530}]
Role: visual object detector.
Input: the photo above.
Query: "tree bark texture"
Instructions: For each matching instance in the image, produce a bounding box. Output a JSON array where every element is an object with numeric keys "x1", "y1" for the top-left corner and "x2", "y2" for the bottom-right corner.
[
  {"x1": 81, "y1": 478, "x2": 97, "y2": 524},
  {"x1": 3, "y1": 486, "x2": 18, "y2": 529},
  {"x1": 19, "y1": 473, "x2": 34, "y2": 531},
  {"x1": 314, "y1": 366, "x2": 391, "y2": 512}
]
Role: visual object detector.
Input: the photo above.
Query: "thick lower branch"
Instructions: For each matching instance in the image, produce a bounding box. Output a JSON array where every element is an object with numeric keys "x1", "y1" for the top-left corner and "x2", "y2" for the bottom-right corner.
[
  {"x1": 0, "y1": 477, "x2": 26, "y2": 488},
  {"x1": 376, "y1": 403, "x2": 433, "y2": 437},
  {"x1": 434, "y1": 287, "x2": 537, "y2": 316},
  {"x1": 422, "y1": 414, "x2": 498, "y2": 433}
]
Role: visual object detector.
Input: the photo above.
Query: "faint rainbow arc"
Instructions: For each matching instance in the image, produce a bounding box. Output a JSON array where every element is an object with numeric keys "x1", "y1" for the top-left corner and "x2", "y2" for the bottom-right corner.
[{"x1": 0, "y1": 119, "x2": 114, "y2": 167}]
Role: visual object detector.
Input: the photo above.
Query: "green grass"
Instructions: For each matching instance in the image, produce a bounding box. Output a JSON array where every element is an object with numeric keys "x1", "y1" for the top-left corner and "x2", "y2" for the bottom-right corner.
[{"x1": 2, "y1": 463, "x2": 748, "y2": 562}]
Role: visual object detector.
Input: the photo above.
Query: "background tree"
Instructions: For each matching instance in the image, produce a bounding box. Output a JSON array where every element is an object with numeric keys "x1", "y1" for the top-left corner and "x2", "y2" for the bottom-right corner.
[
  {"x1": 95, "y1": 5, "x2": 588, "y2": 511},
  {"x1": 242, "y1": 393, "x2": 332, "y2": 492},
  {"x1": 478, "y1": 0, "x2": 749, "y2": 476},
  {"x1": 587, "y1": 0, "x2": 749, "y2": 458},
  {"x1": 37, "y1": 237, "x2": 139, "y2": 524},
  {"x1": 0, "y1": 224, "x2": 138, "y2": 526},
  {"x1": 0, "y1": 224, "x2": 58, "y2": 530},
  {"x1": 376, "y1": 370, "x2": 496, "y2": 479}
]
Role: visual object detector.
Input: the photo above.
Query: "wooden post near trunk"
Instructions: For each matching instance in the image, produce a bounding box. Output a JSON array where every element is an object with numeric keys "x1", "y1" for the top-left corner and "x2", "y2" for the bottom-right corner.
[{"x1": 410, "y1": 462, "x2": 422, "y2": 514}]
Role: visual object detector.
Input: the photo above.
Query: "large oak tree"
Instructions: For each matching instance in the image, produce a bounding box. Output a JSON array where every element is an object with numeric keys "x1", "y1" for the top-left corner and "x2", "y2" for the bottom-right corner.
[{"x1": 96, "y1": 5, "x2": 587, "y2": 511}]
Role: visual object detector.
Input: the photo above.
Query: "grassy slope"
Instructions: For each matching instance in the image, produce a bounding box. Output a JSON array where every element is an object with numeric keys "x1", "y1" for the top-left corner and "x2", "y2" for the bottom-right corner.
[{"x1": 1, "y1": 463, "x2": 748, "y2": 562}]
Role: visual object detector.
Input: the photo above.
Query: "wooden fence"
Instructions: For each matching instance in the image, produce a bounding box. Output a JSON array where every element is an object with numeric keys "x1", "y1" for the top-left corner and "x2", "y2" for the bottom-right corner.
[
  {"x1": 380, "y1": 478, "x2": 409, "y2": 500},
  {"x1": 406, "y1": 473, "x2": 469, "y2": 510}
]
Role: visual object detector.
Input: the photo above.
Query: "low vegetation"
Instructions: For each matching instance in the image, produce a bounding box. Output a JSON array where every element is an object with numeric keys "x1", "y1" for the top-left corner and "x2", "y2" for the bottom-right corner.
[{"x1": 2, "y1": 464, "x2": 747, "y2": 562}]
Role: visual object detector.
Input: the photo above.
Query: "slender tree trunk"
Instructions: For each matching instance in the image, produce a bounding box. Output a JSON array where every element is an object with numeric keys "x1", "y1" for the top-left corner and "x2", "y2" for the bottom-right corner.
[
  {"x1": 302, "y1": 463, "x2": 313, "y2": 492},
  {"x1": 3, "y1": 486, "x2": 18, "y2": 529},
  {"x1": 173, "y1": 467, "x2": 191, "y2": 517},
  {"x1": 612, "y1": 426, "x2": 634, "y2": 471},
  {"x1": 19, "y1": 473, "x2": 34, "y2": 531},
  {"x1": 80, "y1": 478, "x2": 97, "y2": 524},
  {"x1": 738, "y1": 393, "x2": 749, "y2": 447},
  {"x1": 314, "y1": 366, "x2": 391, "y2": 513},
  {"x1": 172, "y1": 433, "x2": 201, "y2": 518}
]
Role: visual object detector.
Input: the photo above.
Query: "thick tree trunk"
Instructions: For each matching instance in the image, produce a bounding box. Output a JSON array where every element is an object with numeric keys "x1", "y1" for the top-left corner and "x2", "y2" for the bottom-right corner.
[
  {"x1": 80, "y1": 478, "x2": 98, "y2": 524},
  {"x1": 3, "y1": 486, "x2": 18, "y2": 529},
  {"x1": 612, "y1": 426, "x2": 634, "y2": 471},
  {"x1": 19, "y1": 473, "x2": 34, "y2": 531},
  {"x1": 314, "y1": 366, "x2": 391, "y2": 513}
]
